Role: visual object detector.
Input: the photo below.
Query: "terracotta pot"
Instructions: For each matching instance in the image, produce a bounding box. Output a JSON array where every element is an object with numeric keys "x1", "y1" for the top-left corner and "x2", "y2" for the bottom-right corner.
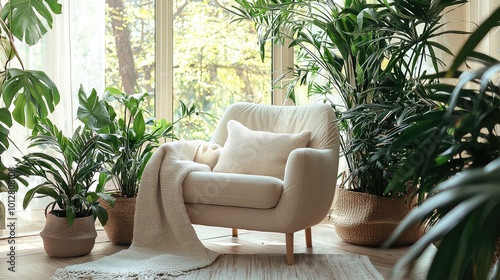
[
  {"x1": 331, "y1": 188, "x2": 422, "y2": 247},
  {"x1": 40, "y1": 213, "x2": 97, "y2": 257},
  {"x1": 101, "y1": 196, "x2": 136, "y2": 245}
]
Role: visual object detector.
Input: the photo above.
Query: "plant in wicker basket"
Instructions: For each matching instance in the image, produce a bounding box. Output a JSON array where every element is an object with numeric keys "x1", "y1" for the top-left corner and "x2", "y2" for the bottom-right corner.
[
  {"x1": 231, "y1": 0, "x2": 466, "y2": 246},
  {"x1": 14, "y1": 118, "x2": 115, "y2": 257}
]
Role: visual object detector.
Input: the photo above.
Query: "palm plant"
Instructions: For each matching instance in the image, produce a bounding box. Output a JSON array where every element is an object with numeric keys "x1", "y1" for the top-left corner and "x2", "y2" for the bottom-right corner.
[
  {"x1": 381, "y1": 6, "x2": 500, "y2": 199},
  {"x1": 385, "y1": 158, "x2": 500, "y2": 279},
  {"x1": 384, "y1": 8, "x2": 500, "y2": 279},
  {"x1": 231, "y1": 0, "x2": 466, "y2": 196},
  {"x1": 14, "y1": 118, "x2": 115, "y2": 227}
]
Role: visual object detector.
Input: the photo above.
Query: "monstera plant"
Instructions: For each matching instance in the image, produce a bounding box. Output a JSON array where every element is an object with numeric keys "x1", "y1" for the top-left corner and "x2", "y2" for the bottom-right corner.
[{"x1": 0, "y1": 0, "x2": 61, "y2": 192}]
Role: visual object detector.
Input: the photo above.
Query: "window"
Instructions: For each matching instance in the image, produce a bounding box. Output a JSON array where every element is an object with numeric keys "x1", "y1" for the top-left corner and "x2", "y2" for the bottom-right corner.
[
  {"x1": 171, "y1": 1, "x2": 272, "y2": 140},
  {"x1": 1, "y1": 0, "x2": 497, "y2": 237}
]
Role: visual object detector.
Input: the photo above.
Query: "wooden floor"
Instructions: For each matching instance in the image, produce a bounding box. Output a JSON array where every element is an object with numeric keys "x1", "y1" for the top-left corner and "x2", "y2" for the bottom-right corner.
[{"x1": 0, "y1": 217, "x2": 433, "y2": 280}]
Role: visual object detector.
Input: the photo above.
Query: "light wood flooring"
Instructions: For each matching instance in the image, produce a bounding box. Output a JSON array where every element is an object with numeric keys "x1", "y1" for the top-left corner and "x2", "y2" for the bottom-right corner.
[{"x1": 0, "y1": 217, "x2": 434, "y2": 280}]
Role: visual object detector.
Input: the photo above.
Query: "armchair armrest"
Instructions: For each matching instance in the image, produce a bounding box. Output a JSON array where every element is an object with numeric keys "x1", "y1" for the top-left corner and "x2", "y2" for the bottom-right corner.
[{"x1": 275, "y1": 148, "x2": 339, "y2": 232}]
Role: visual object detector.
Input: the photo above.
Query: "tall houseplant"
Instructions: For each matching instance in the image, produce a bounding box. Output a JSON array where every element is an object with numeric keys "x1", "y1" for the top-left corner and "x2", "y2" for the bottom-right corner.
[
  {"x1": 384, "y1": 8, "x2": 500, "y2": 279},
  {"x1": 231, "y1": 0, "x2": 466, "y2": 196},
  {"x1": 14, "y1": 118, "x2": 115, "y2": 257},
  {"x1": 231, "y1": 0, "x2": 466, "y2": 245},
  {"x1": 380, "y1": 8, "x2": 500, "y2": 200},
  {"x1": 77, "y1": 86, "x2": 202, "y2": 244}
]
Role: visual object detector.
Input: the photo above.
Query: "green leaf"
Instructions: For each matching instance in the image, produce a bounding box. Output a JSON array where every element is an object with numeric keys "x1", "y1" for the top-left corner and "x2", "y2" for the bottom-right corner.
[
  {"x1": 65, "y1": 206, "x2": 76, "y2": 227},
  {"x1": 0, "y1": 0, "x2": 62, "y2": 46},
  {"x1": 23, "y1": 185, "x2": 58, "y2": 209},
  {"x1": 96, "y1": 172, "x2": 112, "y2": 193},
  {"x1": 93, "y1": 205, "x2": 108, "y2": 226},
  {"x1": 98, "y1": 192, "x2": 115, "y2": 208},
  {"x1": 132, "y1": 110, "x2": 146, "y2": 140},
  {"x1": 2, "y1": 68, "x2": 60, "y2": 128},
  {"x1": 77, "y1": 85, "x2": 112, "y2": 130},
  {"x1": 0, "y1": 35, "x2": 15, "y2": 65},
  {"x1": 0, "y1": 108, "x2": 12, "y2": 154}
]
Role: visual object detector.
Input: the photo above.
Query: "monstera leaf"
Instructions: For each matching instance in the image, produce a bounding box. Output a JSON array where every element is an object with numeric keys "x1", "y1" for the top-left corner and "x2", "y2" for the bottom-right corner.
[
  {"x1": 0, "y1": 0, "x2": 62, "y2": 46},
  {"x1": 77, "y1": 85, "x2": 112, "y2": 131},
  {"x1": 2, "y1": 68, "x2": 60, "y2": 128}
]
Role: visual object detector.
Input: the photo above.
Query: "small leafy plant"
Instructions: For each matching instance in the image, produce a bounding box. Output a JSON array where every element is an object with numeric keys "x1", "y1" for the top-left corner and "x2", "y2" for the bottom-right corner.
[
  {"x1": 14, "y1": 118, "x2": 115, "y2": 227},
  {"x1": 78, "y1": 86, "x2": 201, "y2": 198}
]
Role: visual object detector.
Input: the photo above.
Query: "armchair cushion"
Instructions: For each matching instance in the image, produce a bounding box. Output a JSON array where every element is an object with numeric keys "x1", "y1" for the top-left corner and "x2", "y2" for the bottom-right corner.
[
  {"x1": 212, "y1": 120, "x2": 311, "y2": 179},
  {"x1": 183, "y1": 171, "x2": 283, "y2": 209}
]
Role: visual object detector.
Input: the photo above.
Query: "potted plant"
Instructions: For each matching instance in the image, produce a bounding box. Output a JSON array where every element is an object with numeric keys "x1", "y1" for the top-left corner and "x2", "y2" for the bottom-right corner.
[
  {"x1": 13, "y1": 118, "x2": 115, "y2": 257},
  {"x1": 383, "y1": 8, "x2": 500, "y2": 279},
  {"x1": 77, "y1": 86, "x2": 201, "y2": 244},
  {"x1": 231, "y1": 0, "x2": 464, "y2": 245}
]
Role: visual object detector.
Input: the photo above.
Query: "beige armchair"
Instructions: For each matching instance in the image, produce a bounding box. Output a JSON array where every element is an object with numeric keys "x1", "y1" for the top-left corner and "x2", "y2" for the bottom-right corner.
[{"x1": 183, "y1": 102, "x2": 340, "y2": 264}]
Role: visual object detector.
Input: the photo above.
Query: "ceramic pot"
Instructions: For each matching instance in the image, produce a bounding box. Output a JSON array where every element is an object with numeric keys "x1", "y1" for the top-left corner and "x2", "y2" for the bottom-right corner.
[
  {"x1": 331, "y1": 188, "x2": 422, "y2": 246},
  {"x1": 40, "y1": 213, "x2": 97, "y2": 257},
  {"x1": 101, "y1": 196, "x2": 136, "y2": 245}
]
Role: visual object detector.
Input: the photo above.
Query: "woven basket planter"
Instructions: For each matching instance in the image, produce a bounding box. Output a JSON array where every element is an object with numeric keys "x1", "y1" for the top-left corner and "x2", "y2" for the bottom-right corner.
[
  {"x1": 40, "y1": 213, "x2": 97, "y2": 257},
  {"x1": 101, "y1": 196, "x2": 136, "y2": 245},
  {"x1": 331, "y1": 188, "x2": 422, "y2": 247}
]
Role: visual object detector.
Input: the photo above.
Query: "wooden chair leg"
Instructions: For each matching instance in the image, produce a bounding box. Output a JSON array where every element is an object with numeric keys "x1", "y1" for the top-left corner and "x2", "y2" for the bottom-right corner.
[
  {"x1": 232, "y1": 228, "x2": 238, "y2": 237},
  {"x1": 286, "y1": 233, "x2": 294, "y2": 265},
  {"x1": 305, "y1": 227, "x2": 312, "y2": 248}
]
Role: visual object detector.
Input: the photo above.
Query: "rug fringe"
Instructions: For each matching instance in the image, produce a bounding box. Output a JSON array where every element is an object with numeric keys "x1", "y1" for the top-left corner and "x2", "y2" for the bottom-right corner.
[{"x1": 52, "y1": 269, "x2": 187, "y2": 280}]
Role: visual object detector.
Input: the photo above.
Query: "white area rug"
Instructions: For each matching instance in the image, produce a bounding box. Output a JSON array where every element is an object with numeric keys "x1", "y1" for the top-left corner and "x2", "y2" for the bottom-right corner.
[{"x1": 174, "y1": 253, "x2": 384, "y2": 280}]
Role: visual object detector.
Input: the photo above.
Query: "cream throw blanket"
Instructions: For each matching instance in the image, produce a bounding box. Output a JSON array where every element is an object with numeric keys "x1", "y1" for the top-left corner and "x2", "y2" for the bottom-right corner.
[{"x1": 53, "y1": 140, "x2": 221, "y2": 279}]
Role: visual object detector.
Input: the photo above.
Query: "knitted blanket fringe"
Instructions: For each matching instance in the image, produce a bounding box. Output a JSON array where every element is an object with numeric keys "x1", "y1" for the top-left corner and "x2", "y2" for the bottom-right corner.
[{"x1": 53, "y1": 140, "x2": 220, "y2": 279}]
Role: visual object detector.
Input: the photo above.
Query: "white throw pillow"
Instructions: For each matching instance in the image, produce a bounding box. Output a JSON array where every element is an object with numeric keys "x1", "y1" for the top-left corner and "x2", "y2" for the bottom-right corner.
[{"x1": 213, "y1": 120, "x2": 312, "y2": 179}]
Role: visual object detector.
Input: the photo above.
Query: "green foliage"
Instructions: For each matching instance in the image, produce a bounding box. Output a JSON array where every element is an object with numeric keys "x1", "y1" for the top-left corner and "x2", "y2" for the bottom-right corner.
[
  {"x1": 2, "y1": 68, "x2": 60, "y2": 128},
  {"x1": 0, "y1": 107, "x2": 12, "y2": 155},
  {"x1": 382, "y1": 6, "x2": 500, "y2": 198},
  {"x1": 77, "y1": 86, "x2": 201, "y2": 198},
  {"x1": 384, "y1": 158, "x2": 500, "y2": 279},
  {"x1": 13, "y1": 118, "x2": 114, "y2": 227},
  {"x1": 384, "y1": 9, "x2": 500, "y2": 278},
  {"x1": 0, "y1": 0, "x2": 61, "y2": 191},
  {"x1": 0, "y1": 0, "x2": 62, "y2": 46},
  {"x1": 231, "y1": 0, "x2": 465, "y2": 196}
]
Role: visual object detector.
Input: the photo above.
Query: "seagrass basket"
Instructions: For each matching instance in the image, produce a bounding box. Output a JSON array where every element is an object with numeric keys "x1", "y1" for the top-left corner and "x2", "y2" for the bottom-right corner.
[
  {"x1": 40, "y1": 213, "x2": 97, "y2": 257},
  {"x1": 331, "y1": 188, "x2": 422, "y2": 247},
  {"x1": 101, "y1": 196, "x2": 136, "y2": 245}
]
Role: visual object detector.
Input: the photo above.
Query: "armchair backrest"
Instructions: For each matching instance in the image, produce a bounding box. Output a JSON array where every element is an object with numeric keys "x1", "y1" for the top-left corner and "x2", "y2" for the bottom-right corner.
[{"x1": 211, "y1": 102, "x2": 338, "y2": 150}]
